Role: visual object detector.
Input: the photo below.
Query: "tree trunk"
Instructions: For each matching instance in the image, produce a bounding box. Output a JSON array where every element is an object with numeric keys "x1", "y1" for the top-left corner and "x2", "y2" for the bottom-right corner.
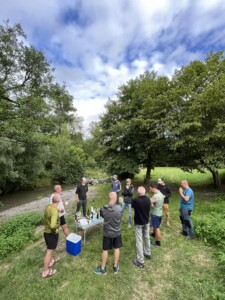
[
  {"x1": 211, "y1": 170, "x2": 221, "y2": 188},
  {"x1": 144, "y1": 154, "x2": 152, "y2": 184}
]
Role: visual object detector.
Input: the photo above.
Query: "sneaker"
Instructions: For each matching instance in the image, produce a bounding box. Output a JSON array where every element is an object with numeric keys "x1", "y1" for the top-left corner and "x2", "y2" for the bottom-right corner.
[
  {"x1": 167, "y1": 221, "x2": 170, "y2": 227},
  {"x1": 186, "y1": 235, "x2": 194, "y2": 240},
  {"x1": 180, "y1": 231, "x2": 188, "y2": 236},
  {"x1": 152, "y1": 241, "x2": 161, "y2": 246},
  {"x1": 132, "y1": 259, "x2": 144, "y2": 268},
  {"x1": 144, "y1": 254, "x2": 152, "y2": 260},
  {"x1": 113, "y1": 265, "x2": 119, "y2": 274},
  {"x1": 128, "y1": 224, "x2": 131, "y2": 228},
  {"x1": 94, "y1": 265, "x2": 107, "y2": 275}
]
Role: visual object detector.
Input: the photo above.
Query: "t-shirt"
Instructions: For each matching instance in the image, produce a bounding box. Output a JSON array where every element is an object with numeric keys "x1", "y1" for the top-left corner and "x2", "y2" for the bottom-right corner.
[
  {"x1": 102, "y1": 204, "x2": 122, "y2": 238},
  {"x1": 180, "y1": 187, "x2": 194, "y2": 210},
  {"x1": 44, "y1": 204, "x2": 60, "y2": 234},
  {"x1": 76, "y1": 184, "x2": 88, "y2": 200},
  {"x1": 156, "y1": 184, "x2": 171, "y2": 202},
  {"x1": 150, "y1": 191, "x2": 165, "y2": 217},
  {"x1": 111, "y1": 180, "x2": 121, "y2": 193},
  {"x1": 132, "y1": 196, "x2": 151, "y2": 225},
  {"x1": 122, "y1": 185, "x2": 134, "y2": 204},
  {"x1": 50, "y1": 193, "x2": 65, "y2": 217}
]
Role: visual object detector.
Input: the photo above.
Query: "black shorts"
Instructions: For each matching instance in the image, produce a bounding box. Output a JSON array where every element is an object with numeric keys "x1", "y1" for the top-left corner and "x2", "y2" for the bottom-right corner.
[
  {"x1": 44, "y1": 232, "x2": 59, "y2": 250},
  {"x1": 164, "y1": 198, "x2": 169, "y2": 204},
  {"x1": 60, "y1": 215, "x2": 66, "y2": 226},
  {"x1": 103, "y1": 235, "x2": 122, "y2": 250}
]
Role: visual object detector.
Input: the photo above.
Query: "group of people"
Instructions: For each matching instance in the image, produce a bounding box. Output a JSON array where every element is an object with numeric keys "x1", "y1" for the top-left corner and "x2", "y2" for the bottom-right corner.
[{"x1": 41, "y1": 176, "x2": 194, "y2": 277}]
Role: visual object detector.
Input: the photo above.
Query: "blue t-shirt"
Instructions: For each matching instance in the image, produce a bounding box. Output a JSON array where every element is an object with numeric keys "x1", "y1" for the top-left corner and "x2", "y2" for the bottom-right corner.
[
  {"x1": 180, "y1": 187, "x2": 194, "y2": 210},
  {"x1": 111, "y1": 180, "x2": 121, "y2": 193}
]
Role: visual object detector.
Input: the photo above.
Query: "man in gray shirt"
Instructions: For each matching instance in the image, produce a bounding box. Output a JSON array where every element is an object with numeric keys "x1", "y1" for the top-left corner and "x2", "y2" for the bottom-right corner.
[{"x1": 94, "y1": 192, "x2": 122, "y2": 275}]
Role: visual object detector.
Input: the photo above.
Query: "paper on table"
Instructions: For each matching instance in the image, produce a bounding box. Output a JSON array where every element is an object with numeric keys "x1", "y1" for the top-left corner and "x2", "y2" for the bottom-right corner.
[{"x1": 80, "y1": 218, "x2": 89, "y2": 226}]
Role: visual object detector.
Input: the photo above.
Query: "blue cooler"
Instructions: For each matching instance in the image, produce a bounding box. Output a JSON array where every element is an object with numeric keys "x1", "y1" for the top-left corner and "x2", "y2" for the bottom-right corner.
[{"x1": 66, "y1": 233, "x2": 82, "y2": 256}]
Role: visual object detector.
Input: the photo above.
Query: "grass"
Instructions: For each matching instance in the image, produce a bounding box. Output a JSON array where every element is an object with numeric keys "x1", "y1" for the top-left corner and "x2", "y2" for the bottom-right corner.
[{"x1": 0, "y1": 167, "x2": 225, "y2": 300}]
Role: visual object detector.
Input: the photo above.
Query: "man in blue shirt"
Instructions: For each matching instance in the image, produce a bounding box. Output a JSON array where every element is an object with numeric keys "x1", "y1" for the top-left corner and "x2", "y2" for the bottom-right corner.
[
  {"x1": 111, "y1": 175, "x2": 121, "y2": 204},
  {"x1": 179, "y1": 180, "x2": 194, "y2": 240}
]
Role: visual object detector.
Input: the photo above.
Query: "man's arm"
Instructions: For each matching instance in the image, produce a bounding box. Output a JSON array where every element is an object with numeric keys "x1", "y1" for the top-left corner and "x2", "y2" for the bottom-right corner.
[{"x1": 179, "y1": 188, "x2": 190, "y2": 201}]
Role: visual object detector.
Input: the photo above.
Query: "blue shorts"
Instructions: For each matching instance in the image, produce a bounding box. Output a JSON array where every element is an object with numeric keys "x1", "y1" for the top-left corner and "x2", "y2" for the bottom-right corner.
[{"x1": 150, "y1": 215, "x2": 162, "y2": 229}]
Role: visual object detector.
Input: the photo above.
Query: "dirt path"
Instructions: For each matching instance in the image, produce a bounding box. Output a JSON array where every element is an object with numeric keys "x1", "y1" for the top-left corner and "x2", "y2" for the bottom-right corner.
[{"x1": 0, "y1": 186, "x2": 97, "y2": 222}]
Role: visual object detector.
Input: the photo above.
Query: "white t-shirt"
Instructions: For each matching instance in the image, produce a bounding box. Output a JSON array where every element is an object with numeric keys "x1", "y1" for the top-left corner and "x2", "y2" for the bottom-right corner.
[{"x1": 50, "y1": 193, "x2": 65, "y2": 217}]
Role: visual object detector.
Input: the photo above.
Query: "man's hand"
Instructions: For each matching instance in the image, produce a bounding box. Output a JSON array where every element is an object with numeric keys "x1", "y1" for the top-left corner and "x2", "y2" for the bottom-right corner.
[
  {"x1": 55, "y1": 228, "x2": 59, "y2": 234},
  {"x1": 179, "y1": 187, "x2": 183, "y2": 195}
]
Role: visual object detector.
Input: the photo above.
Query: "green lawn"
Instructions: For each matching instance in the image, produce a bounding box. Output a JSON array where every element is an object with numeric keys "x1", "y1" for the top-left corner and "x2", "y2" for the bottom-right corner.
[{"x1": 0, "y1": 168, "x2": 225, "y2": 300}]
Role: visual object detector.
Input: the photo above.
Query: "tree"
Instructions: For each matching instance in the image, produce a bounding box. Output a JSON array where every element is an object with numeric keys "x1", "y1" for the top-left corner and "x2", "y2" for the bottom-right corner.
[
  {"x1": 98, "y1": 72, "x2": 171, "y2": 182},
  {"x1": 165, "y1": 51, "x2": 225, "y2": 188}
]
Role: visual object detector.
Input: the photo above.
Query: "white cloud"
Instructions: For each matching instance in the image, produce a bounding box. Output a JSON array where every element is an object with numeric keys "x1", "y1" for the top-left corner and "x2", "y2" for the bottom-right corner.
[{"x1": 1, "y1": 0, "x2": 225, "y2": 130}]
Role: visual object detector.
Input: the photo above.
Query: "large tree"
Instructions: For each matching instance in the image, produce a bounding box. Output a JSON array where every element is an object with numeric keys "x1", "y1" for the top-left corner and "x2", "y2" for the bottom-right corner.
[
  {"x1": 98, "y1": 71, "x2": 171, "y2": 182},
  {"x1": 165, "y1": 51, "x2": 225, "y2": 188}
]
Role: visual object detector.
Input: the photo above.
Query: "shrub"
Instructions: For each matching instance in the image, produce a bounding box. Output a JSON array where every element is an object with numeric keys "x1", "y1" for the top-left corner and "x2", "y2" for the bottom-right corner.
[{"x1": 0, "y1": 212, "x2": 43, "y2": 259}]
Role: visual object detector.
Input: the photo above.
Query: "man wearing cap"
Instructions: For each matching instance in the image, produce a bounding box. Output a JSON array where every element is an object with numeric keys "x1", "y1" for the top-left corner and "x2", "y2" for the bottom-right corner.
[
  {"x1": 149, "y1": 183, "x2": 165, "y2": 246},
  {"x1": 50, "y1": 185, "x2": 70, "y2": 237},
  {"x1": 179, "y1": 180, "x2": 195, "y2": 240},
  {"x1": 75, "y1": 177, "x2": 88, "y2": 217},
  {"x1": 132, "y1": 186, "x2": 151, "y2": 268},
  {"x1": 111, "y1": 175, "x2": 121, "y2": 204},
  {"x1": 157, "y1": 178, "x2": 171, "y2": 226},
  {"x1": 121, "y1": 178, "x2": 134, "y2": 228}
]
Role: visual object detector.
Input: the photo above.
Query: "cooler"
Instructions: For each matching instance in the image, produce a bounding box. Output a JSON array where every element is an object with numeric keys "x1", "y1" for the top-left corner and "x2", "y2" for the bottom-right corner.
[{"x1": 66, "y1": 233, "x2": 82, "y2": 256}]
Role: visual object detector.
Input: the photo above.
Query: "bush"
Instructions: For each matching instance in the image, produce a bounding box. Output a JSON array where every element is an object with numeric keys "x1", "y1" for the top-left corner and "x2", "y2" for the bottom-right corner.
[
  {"x1": 193, "y1": 195, "x2": 225, "y2": 278},
  {"x1": 0, "y1": 212, "x2": 43, "y2": 259}
]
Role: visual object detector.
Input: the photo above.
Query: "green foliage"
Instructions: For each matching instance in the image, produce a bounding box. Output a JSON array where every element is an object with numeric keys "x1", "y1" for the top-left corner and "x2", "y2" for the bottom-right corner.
[
  {"x1": 0, "y1": 21, "x2": 85, "y2": 192},
  {"x1": 50, "y1": 126, "x2": 86, "y2": 184},
  {"x1": 0, "y1": 212, "x2": 43, "y2": 259}
]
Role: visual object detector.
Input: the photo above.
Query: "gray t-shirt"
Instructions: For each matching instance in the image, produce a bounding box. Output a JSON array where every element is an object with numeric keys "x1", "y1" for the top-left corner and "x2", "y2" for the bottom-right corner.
[
  {"x1": 102, "y1": 204, "x2": 122, "y2": 238},
  {"x1": 150, "y1": 191, "x2": 165, "y2": 217}
]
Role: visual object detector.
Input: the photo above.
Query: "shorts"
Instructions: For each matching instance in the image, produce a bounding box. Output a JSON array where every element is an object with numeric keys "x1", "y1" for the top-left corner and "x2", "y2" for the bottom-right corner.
[
  {"x1": 150, "y1": 215, "x2": 162, "y2": 229},
  {"x1": 163, "y1": 198, "x2": 169, "y2": 204},
  {"x1": 44, "y1": 232, "x2": 59, "y2": 250},
  {"x1": 60, "y1": 215, "x2": 66, "y2": 226},
  {"x1": 103, "y1": 235, "x2": 122, "y2": 250}
]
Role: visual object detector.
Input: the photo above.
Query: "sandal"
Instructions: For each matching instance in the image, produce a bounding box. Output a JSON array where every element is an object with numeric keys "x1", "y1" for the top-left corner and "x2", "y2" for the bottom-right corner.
[
  {"x1": 49, "y1": 257, "x2": 60, "y2": 268},
  {"x1": 41, "y1": 269, "x2": 57, "y2": 278}
]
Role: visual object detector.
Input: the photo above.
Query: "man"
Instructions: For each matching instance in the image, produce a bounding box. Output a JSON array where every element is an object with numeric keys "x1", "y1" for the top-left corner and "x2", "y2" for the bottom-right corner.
[
  {"x1": 179, "y1": 180, "x2": 195, "y2": 240},
  {"x1": 157, "y1": 178, "x2": 171, "y2": 226},
  {"x1": 121, "y1": 178, "x2": 134, "y2": 228},
  {"x1": 75, "y1": 177, "x2": 88, "y2": 217},
  {"x1": 111, "y1": 175, "x2": 121, "y2": 204},
  {"x1": 132, "y1": 186, "x2": 151, "y2": 268},
  {"x1": 149, "y1": 183, "x2": 165, "y2": 246},
  {"x1": 50, "y1": 185, "x2": 70, "y2": 237},
  {"x1": 42, "y1": 194, "x2": 60, "y2": 278},
  {"x1": 94, "y1": 192, "x2": 122, "y2": 275}
]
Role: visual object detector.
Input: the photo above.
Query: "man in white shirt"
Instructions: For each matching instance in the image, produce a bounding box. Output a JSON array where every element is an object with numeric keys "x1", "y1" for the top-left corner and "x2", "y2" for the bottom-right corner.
[{"x1": 50, "y1": 185, "x2": 70, "y2": 237}]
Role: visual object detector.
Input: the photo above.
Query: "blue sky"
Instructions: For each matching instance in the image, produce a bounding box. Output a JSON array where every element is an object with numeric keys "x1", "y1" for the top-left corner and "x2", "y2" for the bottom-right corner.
[{"x1": 1, "y1": 0, "x2": 225, "y2": 129}]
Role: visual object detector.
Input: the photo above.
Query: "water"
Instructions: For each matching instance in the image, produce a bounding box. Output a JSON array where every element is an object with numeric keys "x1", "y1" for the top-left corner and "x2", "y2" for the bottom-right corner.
[{"x1": 0, "y1": 184, "x2": 75, "y2": 212}]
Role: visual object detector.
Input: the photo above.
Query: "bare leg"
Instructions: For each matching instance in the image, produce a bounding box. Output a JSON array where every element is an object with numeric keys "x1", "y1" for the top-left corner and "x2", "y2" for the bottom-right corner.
[
  {"x1": 61, "y1": 224, "x2": 70, "y2": 237},
  {"x1": 114, "y1": 248, "x2": 120, "y2": 266},
  {"x1": 101, "y1": 250, "x2": 108, "y2": 269},
  {"x1": 43, "y1": 249, "x2": 54, "y2": 274},
  {"x1": 163, "y1": 204, "x2": 170, "y2": 223},
  {"x1": 155, "y1": 228, "x2": 161, "y2": 241}
]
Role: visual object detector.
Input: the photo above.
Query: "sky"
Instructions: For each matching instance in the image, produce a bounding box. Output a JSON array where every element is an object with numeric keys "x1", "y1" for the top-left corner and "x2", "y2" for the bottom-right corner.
[{"x1": 1, "y1": 0, "x2": 225, "y2": 130}]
